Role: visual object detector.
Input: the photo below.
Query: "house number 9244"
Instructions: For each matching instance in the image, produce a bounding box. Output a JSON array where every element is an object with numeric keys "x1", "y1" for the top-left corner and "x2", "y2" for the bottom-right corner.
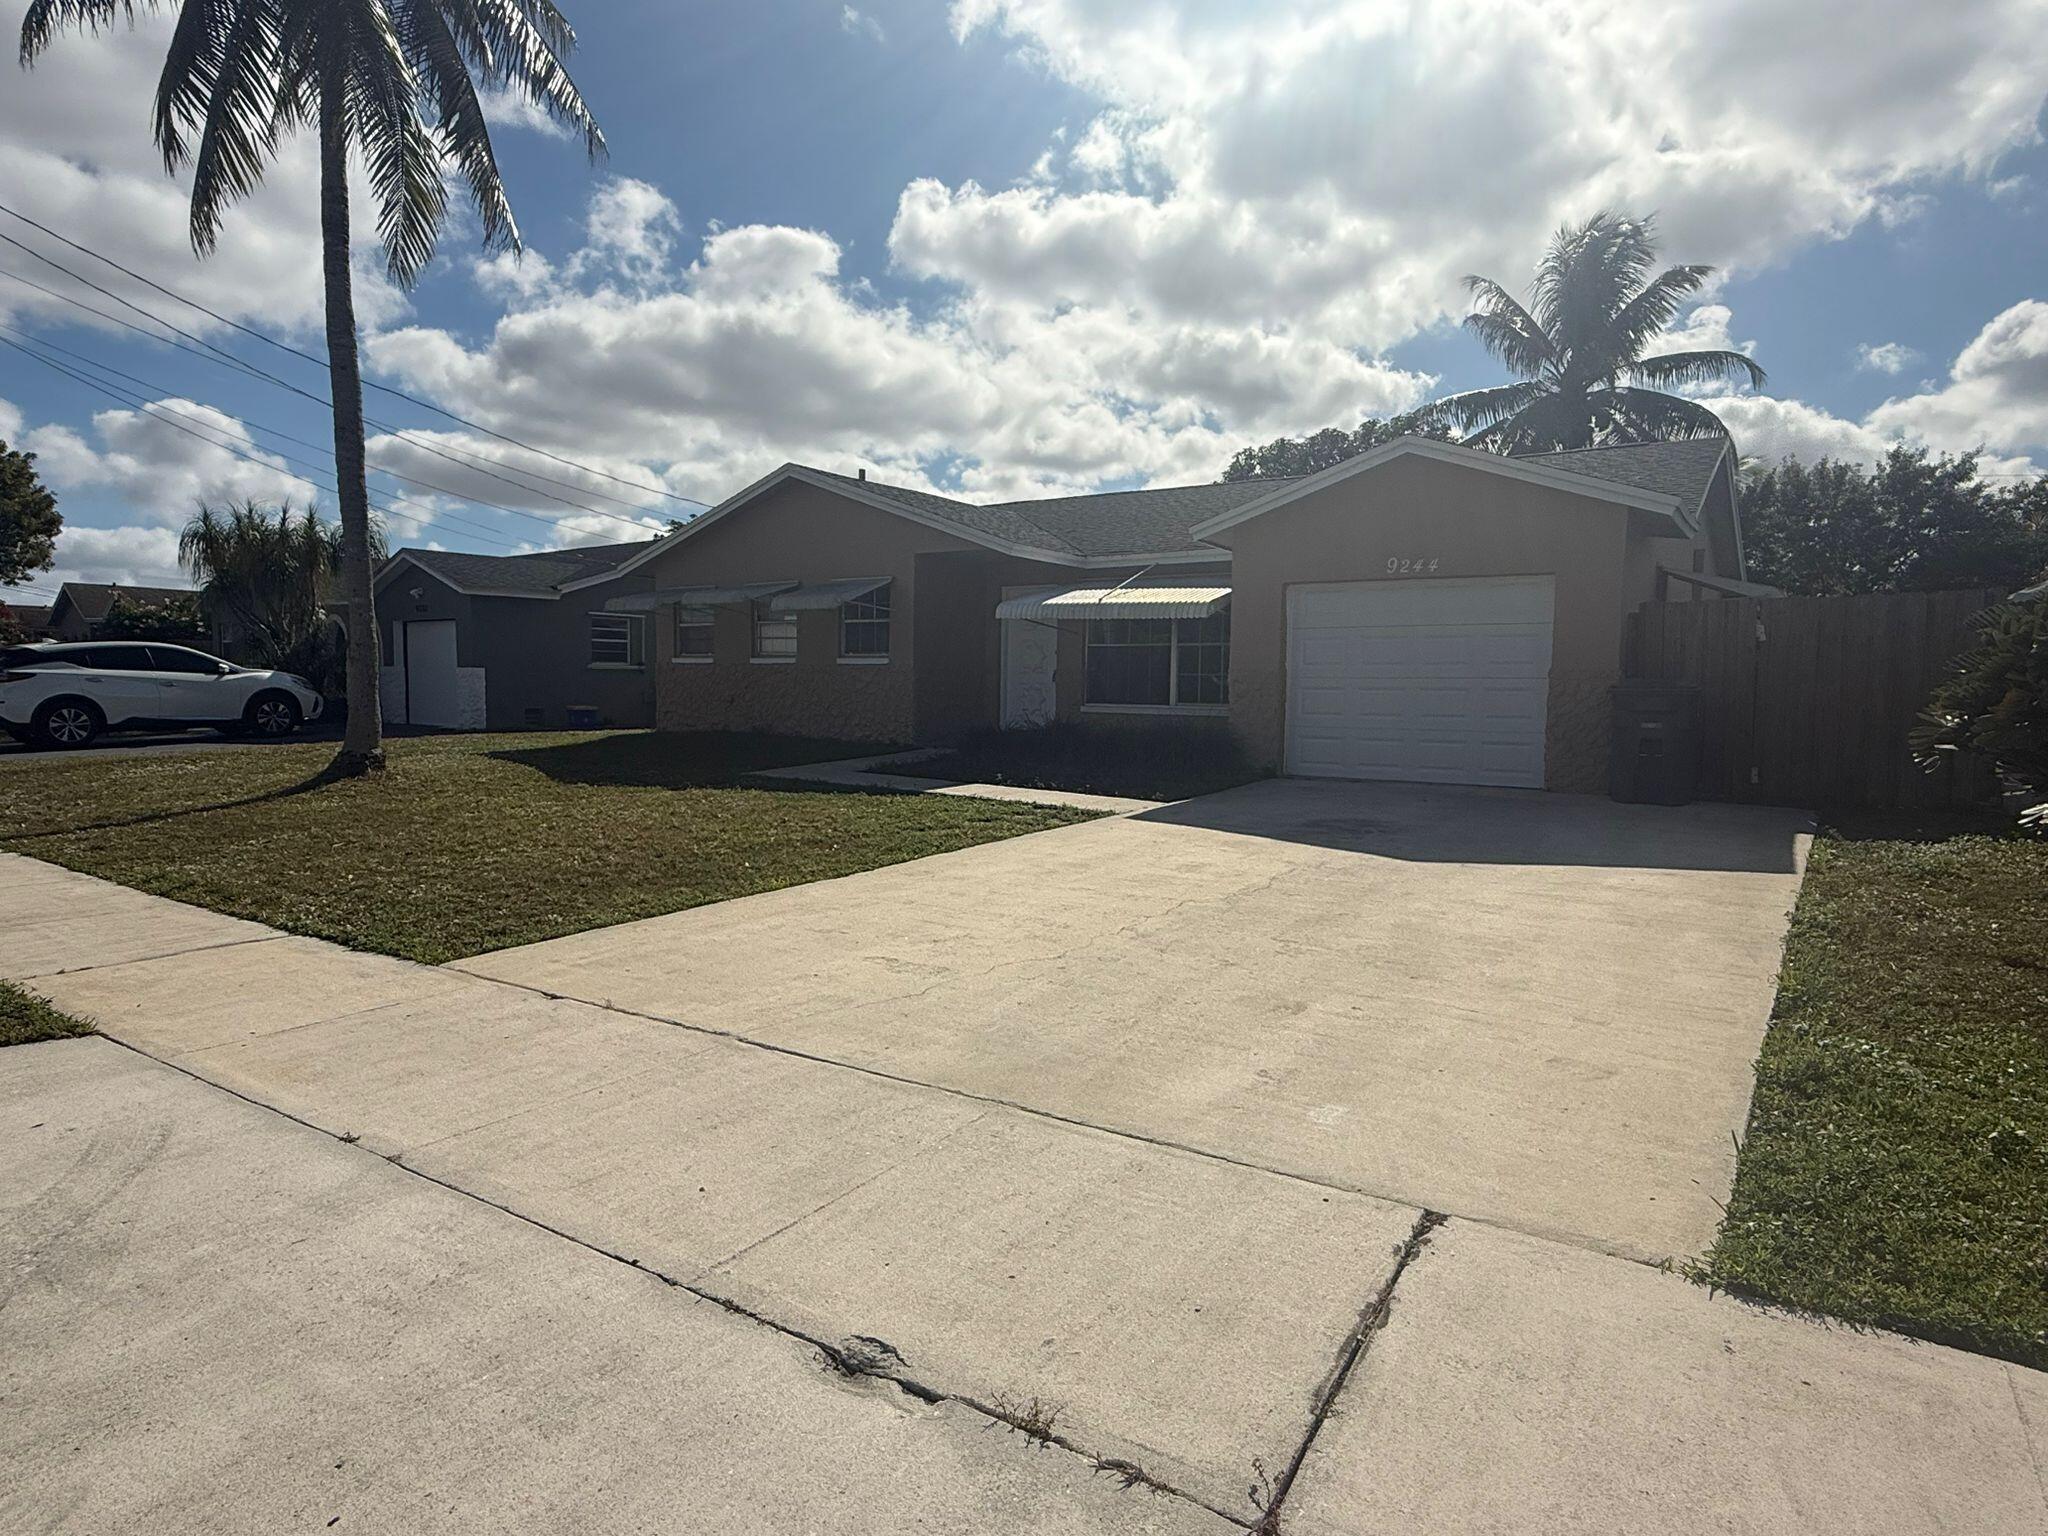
[{"x1": 1386, "y1": 557, "x2": 1441, "y2": 575}]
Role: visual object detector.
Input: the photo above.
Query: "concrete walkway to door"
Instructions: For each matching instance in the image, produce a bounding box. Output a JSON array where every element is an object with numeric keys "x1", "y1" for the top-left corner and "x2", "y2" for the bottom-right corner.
[{"x1": 465, "y1": 777, "x2": 1814, "y2": 1262}]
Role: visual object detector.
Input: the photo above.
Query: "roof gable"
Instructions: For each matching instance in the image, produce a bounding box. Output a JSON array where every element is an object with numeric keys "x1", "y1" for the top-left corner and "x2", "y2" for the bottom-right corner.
[
  {"x1": 377, "y1": 539, "x2": 658, "y2": 599},
  {"x1": 1187, "y1": 436, "x2": 1693, "y2": 542}
]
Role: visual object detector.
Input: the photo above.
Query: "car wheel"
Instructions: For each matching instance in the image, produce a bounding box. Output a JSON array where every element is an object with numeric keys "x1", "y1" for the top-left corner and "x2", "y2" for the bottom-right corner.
[
  {"x1": 34, "y1": 698, "x2": 103, "y2": 750},
  {"x1": 246, "y1": 692, "x2": 302, "y2": 737}
]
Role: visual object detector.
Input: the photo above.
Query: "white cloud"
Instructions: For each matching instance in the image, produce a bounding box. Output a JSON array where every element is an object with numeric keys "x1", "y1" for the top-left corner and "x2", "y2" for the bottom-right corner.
[
  {"x1": 479, "y1": 88, "x2": 575, "y2": 142},
  {"x1": 22, "y1": 399, "x2": 311, "y2": 523},
  {"x1": 369, "y1": 194, "x2": 1434, "y2": 500},
  {"x1": 916, "y1": 0, "x2": 2048, "y2": 352},
  {"x1": 841, "y1": 5, "x2": 886, "y2": 43},
  {"x1": 42, "y1": 524, "x2": 187, "y2": 591},
  {"x1": 1856, "y1": 341, "x2": 1919, "y2": 374},
  {"x1": 0, "y1": 1, "x2": 408, "y2": 340},
  {"x1": 570, "y1": 178, "x2": 685, "y2": 286},
  {"x1": 1700, "y1": 300, "x2": 2048, "y2": 474}
]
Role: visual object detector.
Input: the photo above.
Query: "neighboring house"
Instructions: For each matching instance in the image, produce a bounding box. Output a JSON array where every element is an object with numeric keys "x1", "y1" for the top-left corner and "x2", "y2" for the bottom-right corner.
[
  {"x1": 601, "y1": 435, "x2": 1747, "y2": 791},
  {"x1": 3, "y1": 602, "x2": 54, "y2": 639},
  {"x1": 44, "y1": 583, "x2": 205, "y2": 642},
  {"x1": 372, "y1": 540, "x2": 661, "y2": 730}
]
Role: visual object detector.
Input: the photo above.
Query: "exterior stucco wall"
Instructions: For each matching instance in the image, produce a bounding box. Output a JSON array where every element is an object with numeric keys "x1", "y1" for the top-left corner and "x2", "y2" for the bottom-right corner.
[
  {"x1": 645, "y1": 481, "x2": 987, "y2": 744},
  {"x1": 1214, "y1": 455, "x2": 1637, "y2": 793}
]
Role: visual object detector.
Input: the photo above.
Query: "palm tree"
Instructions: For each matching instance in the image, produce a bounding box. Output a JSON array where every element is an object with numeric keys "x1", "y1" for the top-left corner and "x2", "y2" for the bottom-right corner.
[
  {"x1": 21, "y1": 1, "x2": 603, "y2": 774},
  {"x1": 180, "y1": 498, "x2": 375, "y2": 689},
  {"x1": 1421, "y1": 212, "x2": 1766, "y2": 454}
]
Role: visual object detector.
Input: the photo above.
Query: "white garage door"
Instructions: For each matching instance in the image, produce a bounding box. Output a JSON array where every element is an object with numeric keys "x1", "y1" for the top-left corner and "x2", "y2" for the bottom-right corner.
[
  {"x1": 1285, "y1": 576, "x2": 1555, "y2": 787},
  {"x1": 399, "y1": 620, "x2": 463, "y2": 728}
]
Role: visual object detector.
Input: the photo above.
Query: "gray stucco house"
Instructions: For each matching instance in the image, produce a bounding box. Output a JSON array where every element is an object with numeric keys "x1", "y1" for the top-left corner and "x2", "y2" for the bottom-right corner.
[{"x1": 372, "y1": 539, "x2": 660, "y2": 730}]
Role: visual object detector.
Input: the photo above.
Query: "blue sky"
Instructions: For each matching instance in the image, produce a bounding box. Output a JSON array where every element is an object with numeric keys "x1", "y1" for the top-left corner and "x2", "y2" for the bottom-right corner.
[{"x1": 3, "y1": 0, "x2": 2046, "y2": 598}]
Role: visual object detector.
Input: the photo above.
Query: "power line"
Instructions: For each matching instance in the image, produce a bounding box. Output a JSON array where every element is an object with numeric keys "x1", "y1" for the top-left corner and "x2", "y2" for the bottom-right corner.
[
  {"x1": 0, "y1": 264, "x2": 674, "y2": 531},
  {"x1": 0, "y1": 199, "x2": 709, "y2": 510},
  {"x1": 0, "y1": 331, "x2": 531, "y2": 552},
  {"x1": 0, "y1": 239, "x2": 677, "y2": 530},
  {"x1": 0, "y1": 319, "x2": 664, "y2": 545}
]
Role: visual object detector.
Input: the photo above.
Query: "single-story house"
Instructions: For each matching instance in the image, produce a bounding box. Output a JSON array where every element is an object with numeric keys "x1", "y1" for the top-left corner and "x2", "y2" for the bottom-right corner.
[
  {"x1": 595, "y1": 434, "x2": 1748, "y2": 791},
  {"x1": 44, "y1": 582, "x2": 205, "y2": 642},
  {"x1": 372, "y1": 539, "x2": 661, "y2": 730},
  {"x1": 2, "y1": 601, "x2": 54, "y2": 639}
]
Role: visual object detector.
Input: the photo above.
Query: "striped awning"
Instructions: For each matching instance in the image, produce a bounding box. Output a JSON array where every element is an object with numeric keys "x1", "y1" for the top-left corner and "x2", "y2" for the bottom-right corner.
[
  {"x1": 994, "y1": 584, "x2": 1232, "y2": 621},
  {"x1": 777, "y1": 577, "x2": 889, "y2": 610},
  {"x1": 605, "y1": 580, "x2": 795, "y2": 613}
]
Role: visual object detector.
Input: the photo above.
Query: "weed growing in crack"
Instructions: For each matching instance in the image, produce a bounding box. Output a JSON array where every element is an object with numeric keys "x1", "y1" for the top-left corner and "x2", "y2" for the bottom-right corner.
[{"x1": 990, "y1": 1394, "x2": 1062, "y2": 1444}]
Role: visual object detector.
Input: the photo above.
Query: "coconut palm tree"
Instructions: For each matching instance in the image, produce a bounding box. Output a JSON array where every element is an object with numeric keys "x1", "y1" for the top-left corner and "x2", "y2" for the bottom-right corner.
[
  {"x1": 1421, "y1": 212, "x2": 1766, "y2": 454},
  {"x1": 21, "y1": 1, "x2": 603, "y2": 773}
]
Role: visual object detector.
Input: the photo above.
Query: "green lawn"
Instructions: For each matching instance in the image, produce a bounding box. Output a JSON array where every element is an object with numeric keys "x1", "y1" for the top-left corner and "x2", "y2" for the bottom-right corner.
[
  {"x1": 1, "y1": 980, "x2": 94, "y2": 1048},
  {"x1": 1, "y1": 731, "x2": 1095, "y2": 964},
  {"x1": 1702, "y1": 814, "x2": 2048, "y2": 1366}
]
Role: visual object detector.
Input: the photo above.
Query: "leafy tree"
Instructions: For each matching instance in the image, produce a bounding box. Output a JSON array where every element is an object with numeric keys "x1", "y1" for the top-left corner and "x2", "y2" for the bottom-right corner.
[
  {"x1": 101, "y1": 591, "x2": 210, "y2": 645},
  {"x1": 1420, "y1": 212, "x2": 1766, "y2": 452},
  {"x1": 0, "y1": 603, "x2": 29, "y2": 645},
  {"x1": 0, "y1": 438, "x2": 60, "y2": 587},
  {"x1": 23, "y1": 1, "x2": 604, "y2": 775},
  {"x1": 1913, "y1": 598, "x2": 2048, "y2": 828},
  {"x1": 1220, "y1": 412, "x2": 1453, "y2": 482},
  {"x1": 1742, "y1": 449, "x2": 2048, "y2": 596},
  {"x1": 179, "y1": 499, "x2": 373, "y2": 691}
]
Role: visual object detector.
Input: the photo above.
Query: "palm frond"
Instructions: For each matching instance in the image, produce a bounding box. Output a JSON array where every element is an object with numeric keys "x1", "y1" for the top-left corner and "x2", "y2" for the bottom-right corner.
[
  {"x1": 18, "y1": 0, "x2": 155, "y2": 62},
  {"x1": 152, "y1": 0, "x2": 232, "y2": 171},
  {"x1": 1414, "y1": 380, "x2": 1548, "y2": 437},
  {"x1": 456, "y1": 0, "x2": 605, "y2": 158},
  {"x1": 1532, "y1": 211, "x2": 1657, "y2": 340},
  {"x1": 1601, "y1": 387, "x2": 1734, "y2": 441},
  {"x1": 403, "y1": 1, "x2": 517, "y2": 251},
  {"x1": 1460, "y1": 276, "x2": 1556, "y2": 381},
  {"x1": 1627, "y1": 347, "x2": 1767, "y2": 392},
  {"x1": 336, "y1": 0, "x2": 447, "y2": 285},
  {"x1": 185, "y1": 0, "x2": 287, "y2": 255},
  {"x1": 1608, "y1": 264, "x2": 1714, "y2": 356}
]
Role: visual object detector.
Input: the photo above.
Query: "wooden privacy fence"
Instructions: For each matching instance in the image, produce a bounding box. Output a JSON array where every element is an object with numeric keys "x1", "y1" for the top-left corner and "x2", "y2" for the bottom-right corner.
[{"x1": 1623, "y1": 587, "x2": 2006, "y2": 809}]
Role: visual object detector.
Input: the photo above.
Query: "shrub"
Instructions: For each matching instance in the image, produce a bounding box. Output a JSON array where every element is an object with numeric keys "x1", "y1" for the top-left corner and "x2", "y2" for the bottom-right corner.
[
  {"x1": 1913, "y1": 598, "x2": 2048, "y2": 827},
  {"x1": 100, "y1": 591, "x2": 209, "y2": 646}
]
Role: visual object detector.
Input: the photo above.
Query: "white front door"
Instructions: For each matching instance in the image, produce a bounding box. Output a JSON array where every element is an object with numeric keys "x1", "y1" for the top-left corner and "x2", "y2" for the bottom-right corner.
[
  {"x1": 1001, "y1": 616, "x2": 1057, "y2": 727},
  {"x1": 1285, "y1": 576, "x2": 1555, "y2": 788},
  {"x1": 401, "y1": 620, "x2": 462, "y2": 727}
]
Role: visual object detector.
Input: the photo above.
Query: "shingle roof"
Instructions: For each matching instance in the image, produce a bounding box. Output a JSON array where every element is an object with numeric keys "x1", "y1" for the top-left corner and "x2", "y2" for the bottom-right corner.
[
  {"x1": 1513, "y1": 437, "x2": 1732, "y2": 518},
  {"x1": 387, "y1": 539, "x2": 658, "y2": 596},
  {"x1": 55, "y1": 582, "x2": 198, "y2": 620},
  {"x1": 806, "y1": 466, "x2": 1292, "y2": 560},
  {"x1": 5, "y1": 603, "x2": 52, "y2": 630}
]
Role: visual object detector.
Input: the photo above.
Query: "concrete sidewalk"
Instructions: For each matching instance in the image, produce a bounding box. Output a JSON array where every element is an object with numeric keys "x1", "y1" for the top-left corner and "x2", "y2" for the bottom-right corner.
[{"x1": 5, "y1": 842, "x2": 2044, "y2": 1532}]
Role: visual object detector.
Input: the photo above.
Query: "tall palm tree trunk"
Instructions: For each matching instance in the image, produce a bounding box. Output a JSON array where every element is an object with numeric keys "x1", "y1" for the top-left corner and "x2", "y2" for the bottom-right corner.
[{"x1": 319, "y1": 95, "x2": 385, "y2": 774}]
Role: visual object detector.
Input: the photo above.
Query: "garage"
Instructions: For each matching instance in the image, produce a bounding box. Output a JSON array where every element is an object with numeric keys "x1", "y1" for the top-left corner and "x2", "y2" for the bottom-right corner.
[{"x1": 1284, "y1": 576, "x2": 1555, "y2": 787}]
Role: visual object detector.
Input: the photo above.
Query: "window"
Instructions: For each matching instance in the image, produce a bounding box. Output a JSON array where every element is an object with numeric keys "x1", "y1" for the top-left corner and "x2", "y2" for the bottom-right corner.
[
  {"x1": 839, "y1": 584, "x2": 890, "y2": 658},
  {"x1": 1084, "y1": 611, "x2": 1230, "y2": 709},
  {"x1": 81, "y1": 645, "x2": 153, "y2": 672},
  {"x1": 753, "y1": 600, "x2": 798, "y2": 659},
  {"x1": 146, "y1": 646, "x2": 225, "y2": 674},
  {"x1": 589, "y1": 613, "x2": 645, "y2": 668},
  {"x1": 673, "y1": 606, "x2": 715, "y2": 660}
]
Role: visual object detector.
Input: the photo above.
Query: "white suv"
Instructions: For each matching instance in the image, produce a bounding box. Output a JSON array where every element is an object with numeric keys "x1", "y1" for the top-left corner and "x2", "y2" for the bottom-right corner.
[{"x1": 0, "y1": 641, "x2": 324, "y2": 750}]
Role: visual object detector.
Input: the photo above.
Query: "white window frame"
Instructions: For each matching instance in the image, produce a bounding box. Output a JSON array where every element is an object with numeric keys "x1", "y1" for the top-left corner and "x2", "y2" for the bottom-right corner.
[
  {"x1": 589, "y1": 612, "x2": 645, "y2": 669},
  {"x1": 1081, "y1": 612, "x2": 1230, "y2": 715},
  {"x1": 752, "y1": 599, "x2": 798, "y2": 663},
  {"x1": 672, "y1": 605, "x2": 715, "y2": 663},
  {"x1": 838, "y1": 583, "x2": 891, "y2": 662}
]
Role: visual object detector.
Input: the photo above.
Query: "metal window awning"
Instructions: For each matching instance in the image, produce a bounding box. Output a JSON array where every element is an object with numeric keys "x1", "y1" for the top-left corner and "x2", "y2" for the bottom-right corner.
[
  {"x1": 605, "y1": 580, "x2": 795, "y2": 614},
  {"x1": 776, "y1": 577, "x2": 890, "y2": 610},
  {"x1": 994, "y1": 584, "x2": 1232, "y2": 621}
]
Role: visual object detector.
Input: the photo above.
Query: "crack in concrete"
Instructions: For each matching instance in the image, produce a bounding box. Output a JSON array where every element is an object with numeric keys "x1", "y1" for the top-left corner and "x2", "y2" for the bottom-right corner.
[
  {"x1": 92, "y1": 1032, "x2": 1253, "y2": 1530},
  {"x1": 2008, "y1": 1365, "x2": 2048, "y2": 1516},
  {"x1": 20, "y1": 931, "x2": 285, "y2": 981},
  {"x1": 1248, "y1": 1209, "x2": 1447, "y2": 1533}
]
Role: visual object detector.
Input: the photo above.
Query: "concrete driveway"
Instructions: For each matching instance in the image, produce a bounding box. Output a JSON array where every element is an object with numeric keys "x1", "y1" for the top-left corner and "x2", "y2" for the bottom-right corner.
[
  {"x1": 11, "y1": 788, "x2": 2045, "y2": 1532},
  {"x1": 463, "y1": 776, "x2": 1813, "y2": 1261}
]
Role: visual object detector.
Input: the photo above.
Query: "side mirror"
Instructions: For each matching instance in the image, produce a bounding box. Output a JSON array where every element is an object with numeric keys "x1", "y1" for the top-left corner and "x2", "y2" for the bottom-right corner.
[{"x1": 216, "y1": 661, "x2": 234, "y2": 676}]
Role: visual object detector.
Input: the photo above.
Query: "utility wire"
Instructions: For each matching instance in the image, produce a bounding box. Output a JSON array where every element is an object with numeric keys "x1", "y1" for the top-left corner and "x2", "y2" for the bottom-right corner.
[
  {"x1": 0, "y1": 199, "x2": 709, "y2": 510},
  {"x1": 0, "y1": 244, "x2": 676, "y2": 529},
  {"x1": 0, "y1": 332, "x2": 529, "y2": 551},
  {"x1": 0, "y1": 318, "x2": 663, "y2": 544},
  {"x1": 0, "y1": 265, "x2": 671, "y2": 531}
]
